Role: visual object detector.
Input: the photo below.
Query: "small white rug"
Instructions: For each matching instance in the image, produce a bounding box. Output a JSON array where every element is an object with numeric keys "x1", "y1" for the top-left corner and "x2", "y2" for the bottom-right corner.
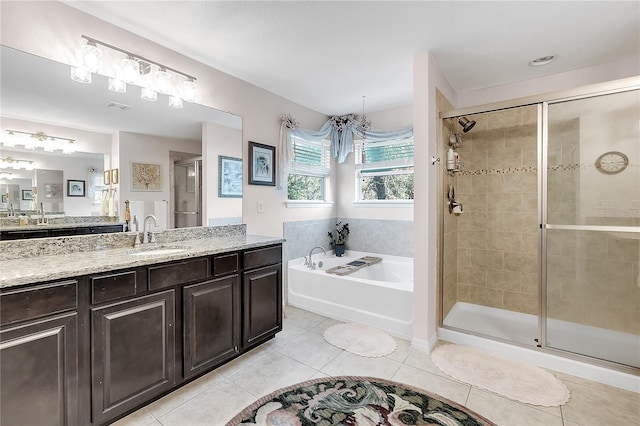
[
  {"x1": 431, "y1": 344, "x2": 570, "y2": 406},
  {"x1": 323, "y1": 323, "x2": 397, "y2": 357}
]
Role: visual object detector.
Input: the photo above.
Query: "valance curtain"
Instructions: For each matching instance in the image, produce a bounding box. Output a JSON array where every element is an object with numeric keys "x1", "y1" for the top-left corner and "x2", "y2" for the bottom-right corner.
[{"x1": 278, "y1": 113, "x2": 413, "y2": 190}]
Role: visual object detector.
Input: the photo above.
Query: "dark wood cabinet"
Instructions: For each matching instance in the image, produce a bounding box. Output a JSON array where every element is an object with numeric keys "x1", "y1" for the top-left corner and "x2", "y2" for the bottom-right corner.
[
  {"x1": 0, "y1": 242, "x2": 282, "y2": 425},
  {"x1": 0, "y1": 312, "x2": 78, "y2": 426},
  {"x1": 243, "y1": 263, "x2": 282, "y2": 347},
  {"x1": 183, "y1": 275, "x2": 240, "y2": 378},
  {"x1": 91, "y1": 290, "x2": 175, "y2": 424},
  {"x1": 0, "y1": 224, "x2": 123, "y2": 240}
]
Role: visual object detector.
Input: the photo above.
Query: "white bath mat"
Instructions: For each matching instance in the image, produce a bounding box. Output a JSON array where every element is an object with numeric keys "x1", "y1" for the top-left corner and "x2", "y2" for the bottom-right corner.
[
  {"x1": 323, "y1": 323, "x2": 396, "y2": 357},
  {"x1": 431, "y1": 344, "x2": 570, "y2": 406}
]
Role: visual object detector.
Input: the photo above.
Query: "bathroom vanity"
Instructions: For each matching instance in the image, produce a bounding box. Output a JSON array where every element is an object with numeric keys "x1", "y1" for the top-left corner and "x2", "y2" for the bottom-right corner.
[{"x1": 0, "y1": 228, "x2": 283, "y2": 425}]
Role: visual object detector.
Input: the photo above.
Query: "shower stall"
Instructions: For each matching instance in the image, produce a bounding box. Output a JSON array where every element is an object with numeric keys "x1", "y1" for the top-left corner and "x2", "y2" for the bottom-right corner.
[
  {"x1": 173, "y1": 158, "x2": 202, "y2": 228},
  {"x1": 439, "y1": 80, "x2": 639, "y2": 374}
]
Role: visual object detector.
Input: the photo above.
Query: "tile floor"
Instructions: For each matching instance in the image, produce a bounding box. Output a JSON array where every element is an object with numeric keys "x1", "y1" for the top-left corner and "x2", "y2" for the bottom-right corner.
[{"x1": 114, "y1": 306, "x2": 639, "y2": 426}]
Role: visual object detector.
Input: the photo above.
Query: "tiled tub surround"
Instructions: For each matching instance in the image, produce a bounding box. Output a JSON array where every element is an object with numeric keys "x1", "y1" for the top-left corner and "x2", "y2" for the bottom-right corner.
[
  {"x1": 283, "y1": 218, "x2": 413, "y2": 262},
  {"x1": 0, "y1": 224, "x2": 285, "y2": 288}
]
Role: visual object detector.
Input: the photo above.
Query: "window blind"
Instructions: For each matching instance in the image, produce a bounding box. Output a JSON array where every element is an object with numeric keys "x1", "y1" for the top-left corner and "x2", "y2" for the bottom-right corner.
[{"x1": 289, "y1": 138, "x2": 331, "y2": 176}]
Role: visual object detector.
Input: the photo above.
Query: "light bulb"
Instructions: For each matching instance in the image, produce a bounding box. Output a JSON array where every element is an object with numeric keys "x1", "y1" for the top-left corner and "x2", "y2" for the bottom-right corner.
[
  {"x1": 141, "y1": 87, "x2": 157, "y2": 102},
  {"x1": 180, "y1": 79, "x2": 197, "y2": 102},
  {"x1": 81, "y1": 41, "x2": 102, "y2": 73},
  {"x1": 121, "y1": 57, "x2": 140, "y2": 84},
  {"x1": 70, "y1": 66, "x2": 92, "y2": 84},
  {"x1": 155, "y1": 68, "x2": 172, "y2": 95},
  {"x1": 108, "y1": 77, "x2": 127, "y2": 93},
  {"x1": 168, "y1": 95, "x2": 183, "y2": 108}
]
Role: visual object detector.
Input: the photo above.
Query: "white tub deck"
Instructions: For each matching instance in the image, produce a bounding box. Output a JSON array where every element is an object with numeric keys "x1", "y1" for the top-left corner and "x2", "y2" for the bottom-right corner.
[{"x1": 288, "y1": 251, "x2": 413, "y2": 339}]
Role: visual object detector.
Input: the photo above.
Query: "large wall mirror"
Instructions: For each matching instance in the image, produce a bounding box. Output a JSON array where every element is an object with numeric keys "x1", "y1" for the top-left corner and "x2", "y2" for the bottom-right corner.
[{"x1": 0, "y1": 46, "x2": 242, "y2": 229}]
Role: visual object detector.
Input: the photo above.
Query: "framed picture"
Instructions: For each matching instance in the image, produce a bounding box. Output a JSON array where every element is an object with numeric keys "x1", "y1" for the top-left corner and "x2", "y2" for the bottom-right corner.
[
  {"x1": 45, "y1": 183, "x2": 63, "y2": 198},
  {"x1": 67, "y1": 180, "x2": 85, "y2": 197},
  {"x1": 21, "y1": 189, "x2": 33, "y2": 201},
  {"x1": 131, "y1": 162, "x2": 162, "y2": 191},
  {"x1": 104, "y1": 170, "x2": 111, "y2": 185},
  {"x1": 1, "y1": 194, "x2": 7, "y2": 203},
  {"x1": 111, "y1": 168, "x2": 119, "y2": 184},
  {"x1": 249, "y1": 141, "x2": 276, "y2": 186},
  {"x1": 218, "y1": 155, "x2": 243, "y2": 198}
]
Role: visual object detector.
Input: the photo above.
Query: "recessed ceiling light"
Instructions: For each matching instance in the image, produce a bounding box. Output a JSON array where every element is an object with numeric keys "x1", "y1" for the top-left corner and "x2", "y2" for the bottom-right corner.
[
  {"x1": 529, "y1": 55, "x2": 556, "y2": 67},
  {"x1": 104, "y1": 101, "x2": 133, "y2": 111}
]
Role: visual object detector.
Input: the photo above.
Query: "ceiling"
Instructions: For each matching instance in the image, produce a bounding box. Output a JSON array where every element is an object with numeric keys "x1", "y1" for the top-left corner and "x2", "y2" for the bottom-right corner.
[{"x1": 63, "y1": 1, "x2": 640, "y2": 116}]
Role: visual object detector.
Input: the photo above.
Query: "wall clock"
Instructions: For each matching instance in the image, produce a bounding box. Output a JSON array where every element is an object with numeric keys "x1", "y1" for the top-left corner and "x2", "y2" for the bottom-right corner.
[{"x1": 594, "y1": 151, "x2": 628, "y2": 174}]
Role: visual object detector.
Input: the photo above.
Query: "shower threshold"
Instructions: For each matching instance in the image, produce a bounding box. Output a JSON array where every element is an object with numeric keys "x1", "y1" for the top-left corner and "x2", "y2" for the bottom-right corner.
[{"x1": 443, "y1": 302, "x2": 639, "y2": 369}]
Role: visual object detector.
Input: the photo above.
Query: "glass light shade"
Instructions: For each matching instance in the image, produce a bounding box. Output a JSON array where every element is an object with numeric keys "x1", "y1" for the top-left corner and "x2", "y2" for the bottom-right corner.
[
  {"x1": 70, "y1": 66, "x2": 92, "y2": 84},
  {"x1": 155, "y1": 68, "x2": 172, "y2": 95},
  {"x1": 180, "y1": 79, "x2": 197, "y2": 102},
  {"x1": 2, "y1": 132, "x2": 17, "y2": 148},
  {"x1": 62, "y1": 144, "x2": 76, "y2": 154},
  {"x1": 168, "y1": 95, "x2": 184, "y2": 108},
  {"x1": 43, "y1": 138, "x2": 56, "y2": 152},
  {"x1": 81, "y1": 42, "x2": 102, "y2": 73},
  {"x1": 23, "y1": 162, "x2": 34, "y2": 170},
  {"x1": 141, "y1": 87, "x2": 158, "y2": 102},
  {"x1": 121, "y1": 57, "x2": 140, "y2": 84},
  {"x1": 108, "y1": 77, "x2": 127, "y2": 93}
]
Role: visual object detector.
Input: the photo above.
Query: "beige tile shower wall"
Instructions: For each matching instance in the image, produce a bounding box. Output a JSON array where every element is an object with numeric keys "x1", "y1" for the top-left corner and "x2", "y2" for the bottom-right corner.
[
  {"x1": 454, "y1": 106, "x2": 539, "y2": 315},
  {"x1": 438, "y1": 90, "x2": 457, "y2": 320}
]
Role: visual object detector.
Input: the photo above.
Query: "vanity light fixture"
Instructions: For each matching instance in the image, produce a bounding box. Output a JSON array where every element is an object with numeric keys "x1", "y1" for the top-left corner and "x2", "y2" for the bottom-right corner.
[
  {"x1": 72, "y1": 35, "x2": 198, "y2": 107},
  {"x1": 2, "y1": 130, "x2": 76, "y2": 154},
  {"x1": 0, "y1": 171, "x2": 13, "y2": 179},
  {"x1": 0, "y1": 157, "x2": 35, "y2": 170}
]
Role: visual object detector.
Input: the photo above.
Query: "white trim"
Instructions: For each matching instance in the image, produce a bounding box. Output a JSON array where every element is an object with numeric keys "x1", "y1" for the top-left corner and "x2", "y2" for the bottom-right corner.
[
  {"x1": 353, "y1": 200, "x2": 413, "y2": 208},
  {"x1": 285, "y1": 200, "x2": 334, "y2": 208}
]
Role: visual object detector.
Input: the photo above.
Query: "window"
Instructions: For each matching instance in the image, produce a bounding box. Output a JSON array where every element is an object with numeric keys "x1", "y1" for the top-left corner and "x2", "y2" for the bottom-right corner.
[
  {"x1": 287, "y1": 138, "x2": 330, "y2": 201},
  {"x1": 355, "y1": 137, "x2": 414, "y2": 201}
]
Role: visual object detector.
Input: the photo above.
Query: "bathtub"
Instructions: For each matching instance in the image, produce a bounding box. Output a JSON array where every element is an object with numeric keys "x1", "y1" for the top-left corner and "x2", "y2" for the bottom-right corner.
[
  {"x1": 288, "y1": 250, "x2": 413, "y2": 339},
  {"x1": 441, "y1": 302, "x2": 640, "y2": 392}
]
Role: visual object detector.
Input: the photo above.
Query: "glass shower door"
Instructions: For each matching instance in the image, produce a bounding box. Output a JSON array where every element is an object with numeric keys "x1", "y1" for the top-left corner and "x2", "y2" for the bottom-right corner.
[
  {"x1": 174, "y1": 159, "x2": 202, "y2": 228},
  {"x1": 544, "y1": 89, "x2": 640, "y2": 368}
]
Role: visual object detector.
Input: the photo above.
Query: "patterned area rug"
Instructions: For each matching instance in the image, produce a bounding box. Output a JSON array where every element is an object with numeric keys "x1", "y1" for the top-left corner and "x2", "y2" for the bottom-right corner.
[
  {"x1": 323, "y1": 323, "x2": 397, "y2": 357},
  {"x1": 226, "y1": 376, "x2": 496, "y2": 425},
  {"x1": 431, "y1": 344, "x2": 570, "y2": 406}
]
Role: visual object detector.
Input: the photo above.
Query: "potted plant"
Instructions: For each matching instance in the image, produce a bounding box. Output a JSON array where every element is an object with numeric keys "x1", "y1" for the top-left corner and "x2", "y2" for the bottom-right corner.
[{"x1": 328, "y1": 221, "x2": 350, "y2": 257}]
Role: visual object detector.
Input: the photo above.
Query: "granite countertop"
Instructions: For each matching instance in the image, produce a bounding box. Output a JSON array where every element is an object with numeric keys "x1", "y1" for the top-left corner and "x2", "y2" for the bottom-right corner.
[
  {"x1": 0, "y1": 234, "x2": 284, "y2": 288},
  {"x1": 0, "y1": 222, "x2": 125, "y2": 231}
]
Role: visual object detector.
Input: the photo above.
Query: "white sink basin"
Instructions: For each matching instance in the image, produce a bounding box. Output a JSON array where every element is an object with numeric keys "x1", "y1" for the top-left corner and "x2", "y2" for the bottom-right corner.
[{"x1": 128, "y1": 247, "x2": 187, "y2": 256}]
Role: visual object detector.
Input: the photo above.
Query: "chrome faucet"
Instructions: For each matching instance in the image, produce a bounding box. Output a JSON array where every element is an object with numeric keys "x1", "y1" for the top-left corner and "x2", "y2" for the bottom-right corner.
[
  {"x1": 307, "y1": 246, "x2": 326, "y2": 270},
  {"x1": 142, "y1": 214, "x2": 158, "y2": 244}
]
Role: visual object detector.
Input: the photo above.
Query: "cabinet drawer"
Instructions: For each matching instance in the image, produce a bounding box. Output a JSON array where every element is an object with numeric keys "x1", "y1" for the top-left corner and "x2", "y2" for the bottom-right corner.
[
  {"x1": 91, "y1": 270, "x2": 140, "y2": 304},
  {"x1": 148, "y1": 258, "x2": 209, "y2": 290},
  {"x1": 0, "y1": 280, "x2": 78, "y2": 326},
  {"x1": 243, "y1": 245, "x2": 282, "y2": 270},
  {"x1": 212, "y1": 253, "x2": 239, "y2": 277}
]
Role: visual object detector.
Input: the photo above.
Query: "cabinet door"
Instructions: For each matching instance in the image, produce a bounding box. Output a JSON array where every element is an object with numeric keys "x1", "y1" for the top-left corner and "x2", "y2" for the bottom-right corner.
[
  {"x1": 0, "y1": 313, "x2": 78, "y2": 426},
  {"x1": 183, "y1": 275, "x2": 240, "y2": 378},
  {"x1": 91, "y1": 290, "x2": 175, "y2": 424},
  {"x1": 243, "y1": 264, "x2": 282, "y2": 347}
]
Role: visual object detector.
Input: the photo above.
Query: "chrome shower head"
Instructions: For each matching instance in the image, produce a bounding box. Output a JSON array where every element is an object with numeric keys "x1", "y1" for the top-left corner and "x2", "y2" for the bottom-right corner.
[{"x1": 458, "y1": 116, "x2": 476, "y2": 133}]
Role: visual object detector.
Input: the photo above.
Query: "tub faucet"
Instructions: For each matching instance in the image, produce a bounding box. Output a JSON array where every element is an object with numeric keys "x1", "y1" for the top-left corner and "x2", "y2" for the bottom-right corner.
[
  {"x1": 307, "y1": 246, "x2": 326, "y2": 270},
  {"x1": 143, "y1": 214, "x2": 158, "y2": 244}
]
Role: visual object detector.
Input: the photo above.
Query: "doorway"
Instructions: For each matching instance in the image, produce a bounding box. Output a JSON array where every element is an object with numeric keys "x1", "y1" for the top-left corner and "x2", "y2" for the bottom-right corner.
[{"x1": 174, "y1": 158, "x2": 202, "y2": 228}]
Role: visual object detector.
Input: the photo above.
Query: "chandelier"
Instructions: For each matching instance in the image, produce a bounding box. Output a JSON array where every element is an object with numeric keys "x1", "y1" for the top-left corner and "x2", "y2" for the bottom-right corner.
[
  {"x1": 2, "y1": 130, "x2": 76, "y2": 154},
  {"x1": 357, "y1": 96, "x2": 371, "y2": 137},
  {"x1": 71, "y1": 35, "x2": 198, "y2": 108}
]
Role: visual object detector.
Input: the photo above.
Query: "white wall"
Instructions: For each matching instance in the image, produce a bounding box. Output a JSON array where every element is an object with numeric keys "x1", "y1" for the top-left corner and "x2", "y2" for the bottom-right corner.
[{"x1": 202, "y1": 122, "x2": 242, "y2": 225}]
